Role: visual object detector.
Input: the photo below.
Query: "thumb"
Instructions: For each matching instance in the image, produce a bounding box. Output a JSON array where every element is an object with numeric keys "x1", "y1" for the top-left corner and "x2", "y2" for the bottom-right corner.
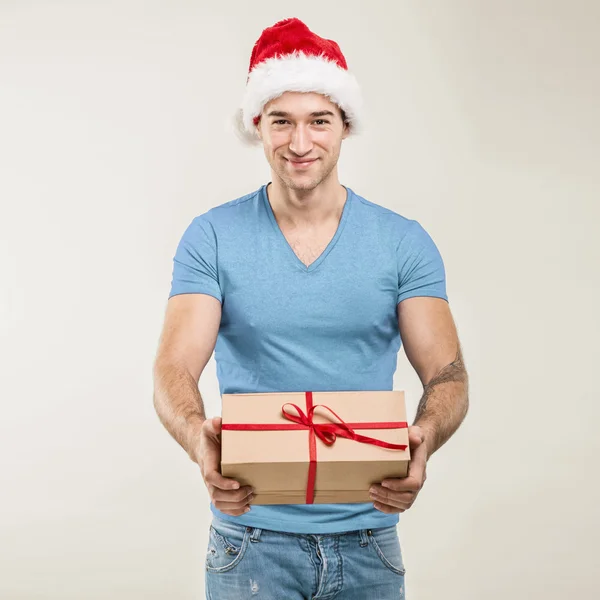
[
  {"x1": 204, "y1": 416, "x2": 222, "y2": 436},
  {"x1": 408, "y1": 426, "x2": 425, "y2": 449}
]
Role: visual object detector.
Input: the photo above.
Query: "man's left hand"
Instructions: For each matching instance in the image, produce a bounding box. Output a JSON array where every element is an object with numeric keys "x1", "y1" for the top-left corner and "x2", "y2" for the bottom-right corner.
[{"x1": 369, "y1": 425, "x2": 429, "y2": 514}]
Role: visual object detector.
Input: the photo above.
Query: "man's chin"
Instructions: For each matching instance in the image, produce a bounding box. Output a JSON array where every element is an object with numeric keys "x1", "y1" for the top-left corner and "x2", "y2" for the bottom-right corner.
[{"x1": 278, "y1": 173, "x2": 321, "y2": 192}]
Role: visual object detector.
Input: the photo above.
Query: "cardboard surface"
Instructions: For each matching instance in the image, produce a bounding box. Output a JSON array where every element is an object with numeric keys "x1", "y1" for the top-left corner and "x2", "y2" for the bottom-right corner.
[{"x1": 221, "y1": 390, "x2": 410, "y2": 505}]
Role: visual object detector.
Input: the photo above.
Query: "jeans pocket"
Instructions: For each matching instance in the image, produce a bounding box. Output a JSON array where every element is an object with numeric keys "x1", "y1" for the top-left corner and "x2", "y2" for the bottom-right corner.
[
  {"x1": 206, "y1": 519, "x2": 251, "y2": 573},
  {"x1": 368, "y1": 526, "x2": 406, "y2": 575}
]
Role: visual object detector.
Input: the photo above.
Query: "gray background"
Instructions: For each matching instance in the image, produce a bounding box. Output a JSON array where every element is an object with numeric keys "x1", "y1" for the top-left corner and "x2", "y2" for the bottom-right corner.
[{"x1": 1, "y1": 1, "x2": 598, "y2": 598}]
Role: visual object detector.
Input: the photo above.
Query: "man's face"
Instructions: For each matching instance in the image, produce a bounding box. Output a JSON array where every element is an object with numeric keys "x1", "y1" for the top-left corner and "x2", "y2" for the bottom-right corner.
[{"x1": 256, "y1": 92, "x2": 349, "y2": 192}]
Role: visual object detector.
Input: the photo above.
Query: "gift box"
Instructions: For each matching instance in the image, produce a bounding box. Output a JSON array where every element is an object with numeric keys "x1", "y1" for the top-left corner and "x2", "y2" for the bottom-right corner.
[{"x1": 220, "y1": 390, "x2": 411, "y2": 505}]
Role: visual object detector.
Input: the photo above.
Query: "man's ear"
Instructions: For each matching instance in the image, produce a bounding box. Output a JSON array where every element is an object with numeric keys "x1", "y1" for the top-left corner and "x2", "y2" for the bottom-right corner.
[
  {"x1": 342, "y1": 121, "x2": 350, "y2": 140},
  {"x1": 255, "y1": 116, "x2": 263, "y2": 141}
]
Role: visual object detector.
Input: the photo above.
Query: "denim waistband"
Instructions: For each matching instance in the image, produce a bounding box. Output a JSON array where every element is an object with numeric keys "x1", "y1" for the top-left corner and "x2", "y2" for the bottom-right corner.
[{"x1": 211, "y1": 514, "x2": 395, "y2": 544}]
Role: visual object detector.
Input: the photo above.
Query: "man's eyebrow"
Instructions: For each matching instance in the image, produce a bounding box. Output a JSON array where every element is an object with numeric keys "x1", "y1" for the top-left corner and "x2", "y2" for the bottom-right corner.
[{"x1": 266, "y1": 110, "x2": 336, "y2": 118}]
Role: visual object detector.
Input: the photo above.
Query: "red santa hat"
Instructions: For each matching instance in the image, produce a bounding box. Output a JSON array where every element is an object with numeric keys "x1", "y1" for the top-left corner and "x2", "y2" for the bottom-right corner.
[{"x1": 234, "y1": 18, "x2": 363, "y2": 144}]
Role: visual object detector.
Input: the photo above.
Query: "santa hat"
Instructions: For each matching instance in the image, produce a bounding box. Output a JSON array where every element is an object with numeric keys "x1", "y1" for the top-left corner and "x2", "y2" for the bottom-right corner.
[{"x1": 234, "y1": 18, "x2": 363, "y2": 144}]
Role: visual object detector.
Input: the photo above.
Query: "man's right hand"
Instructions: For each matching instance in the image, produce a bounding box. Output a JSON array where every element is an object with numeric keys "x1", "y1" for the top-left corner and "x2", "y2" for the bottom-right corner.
[{"x1": 190, "y1": 416, "x2": 254, "y2": 516}]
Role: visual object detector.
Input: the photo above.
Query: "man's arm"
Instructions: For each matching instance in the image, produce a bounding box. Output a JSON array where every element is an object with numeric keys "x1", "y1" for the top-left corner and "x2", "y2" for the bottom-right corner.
[
  {"x1": 152, "y1": 293, "x2": 221, "y2": 459},
  {"x1": 369, "y1": 296, "x2": 469, "y2": 513},
  {"x1": 397, "y1": 296, "x2": 469, "y2": 459},
  {"x1": 153, "y1": 293, "x2": 253, "y2": 514}
]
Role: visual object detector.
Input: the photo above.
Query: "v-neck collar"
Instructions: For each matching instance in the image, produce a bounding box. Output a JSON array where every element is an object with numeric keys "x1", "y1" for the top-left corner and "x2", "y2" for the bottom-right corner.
[{"x1": 261, "y1": 182, "x2": 353, "y2": 273}]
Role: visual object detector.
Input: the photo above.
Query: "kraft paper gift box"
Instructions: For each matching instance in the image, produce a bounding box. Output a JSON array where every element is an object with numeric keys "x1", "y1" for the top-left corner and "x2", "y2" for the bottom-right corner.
[{"x1": 220, "y1": 390, "x2": 411, "y2": 505}]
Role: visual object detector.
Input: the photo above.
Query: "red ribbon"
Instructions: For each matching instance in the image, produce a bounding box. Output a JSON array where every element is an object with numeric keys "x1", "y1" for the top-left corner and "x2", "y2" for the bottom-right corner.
[{"x1": 222, "y1": 391, "x2": 408, "y2": 504}]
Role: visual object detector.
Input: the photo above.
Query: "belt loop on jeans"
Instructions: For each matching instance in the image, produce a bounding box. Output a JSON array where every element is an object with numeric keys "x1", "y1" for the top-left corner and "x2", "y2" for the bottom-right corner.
[
  {"x1": 248, "y1": 527, "x2": 262, "y2": 543},
  {"x1": 358, "y1": 529, "x2": 369, "y2": 547}
]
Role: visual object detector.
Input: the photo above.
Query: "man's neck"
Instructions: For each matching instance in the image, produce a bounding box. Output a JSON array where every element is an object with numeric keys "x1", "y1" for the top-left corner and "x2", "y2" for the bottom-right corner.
[{"x1": 266, "y1": 178, "x2": 347, "y2": 228}]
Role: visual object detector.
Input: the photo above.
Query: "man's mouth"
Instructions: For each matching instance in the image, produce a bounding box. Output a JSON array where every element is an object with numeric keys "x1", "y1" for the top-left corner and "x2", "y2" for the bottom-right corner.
[{"x1": 287, "y1": 158, "x2": 318, "y2": 169}]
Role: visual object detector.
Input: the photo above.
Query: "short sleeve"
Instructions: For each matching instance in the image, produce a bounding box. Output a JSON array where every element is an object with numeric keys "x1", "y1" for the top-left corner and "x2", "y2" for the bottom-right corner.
[
  {"x1": 396, "y1": 220, "x2": 448, "y2": 304},
  {"x1": 168, "y1": 215, "x2": 222, "y2": 303}
]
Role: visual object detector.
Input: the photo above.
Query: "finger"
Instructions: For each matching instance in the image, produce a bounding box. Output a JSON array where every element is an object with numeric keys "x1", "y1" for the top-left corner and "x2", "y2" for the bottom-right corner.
[
  {"x1": 408, "y1": 426, "x2": 424, "y2": 450},
  {"x1": 203, "y1": 416, "x2": 222, "y2": 436},
  {"x1": 200, "y1": 421, "x2": 241, "y2": 491},
  {"x1": 371, "y1": 486, "x2": 414, "y2": 503},
  {"x1": 377, "y1": 480, "x2": 409, "y2": 492},
  {"x1": 372, "y1": 495, "x2": 411, "y2": 510},
  {"x1": 370, "y1": 489, "x2": 413, "y2": 509},
  {"x1": 213, "y1": 499, "x2": 253, "y2": 516},
  {"x1": 407, "y1": 442, "x2": 428, "y2": 481},
  {"x1": 200, "y1": 423, "x2": 221, "y2": 461},
  {"x1": 376, "y1": 475, "x2": 420, "y2": 492},
  {"x1": 373, "y1": 501, "x2": 403, "y2": 514},
  {"x1": 201, "y1": 418, "x2": 223, "y2": 452},
  {"x1": 213, "y1": 496, "x2": 253, "y2": 512},
  {"x1": 379, "y1": 446, "x2": 427, "y2": 492},
  {"x1": 210, "y1": 485, "x2": 253, "y2": 503},
  {"x1": 217, "y1": 506, "x2": 251, "y2": 516},
  {"x1": 200, "y1": 442, "x2": 223, "y2": 477},
  {"x1": 205, "y1": 468, "x2": 243, "y2": 491}
]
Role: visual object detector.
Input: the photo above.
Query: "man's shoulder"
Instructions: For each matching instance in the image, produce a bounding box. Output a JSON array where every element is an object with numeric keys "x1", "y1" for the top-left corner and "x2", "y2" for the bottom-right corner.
[
  {"x1": 205, "y1": 186, "x2": 263, "y2": 218},
  {"x1": 186, "y1": 186, "x2": 263, "y2": 231},
  {"x1": 215, "y1": 186, "x2": 263, "y2": 210},
  {"x1": 350, "y1": 188, "x2": 416, "y2": 235},
  {"x1": 354, "y1": 191, "x2": 443, "y2": 255}
]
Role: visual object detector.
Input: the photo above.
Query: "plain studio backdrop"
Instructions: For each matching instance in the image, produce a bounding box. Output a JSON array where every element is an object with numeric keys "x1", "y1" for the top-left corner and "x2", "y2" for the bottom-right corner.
[{"x1": 1, "y1": 1, "x2": 598, "y2": 598}]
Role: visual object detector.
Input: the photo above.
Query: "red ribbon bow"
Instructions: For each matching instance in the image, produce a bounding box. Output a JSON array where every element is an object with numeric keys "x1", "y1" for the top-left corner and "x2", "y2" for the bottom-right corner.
[{"x1": 222, "y1": 391, "x2": 408, "y2": 504}]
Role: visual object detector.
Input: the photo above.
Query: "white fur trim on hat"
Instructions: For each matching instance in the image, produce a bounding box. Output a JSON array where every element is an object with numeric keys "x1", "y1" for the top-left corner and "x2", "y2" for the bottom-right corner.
[{"x1": 234, "y1": 51, "x2": 363, "y2": 145}]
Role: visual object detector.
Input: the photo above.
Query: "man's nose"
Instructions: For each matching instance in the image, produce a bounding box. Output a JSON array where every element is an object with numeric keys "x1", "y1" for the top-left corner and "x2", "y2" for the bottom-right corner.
[{"x1": 289, "y1": 125, "x2": 313, "y2": 155}]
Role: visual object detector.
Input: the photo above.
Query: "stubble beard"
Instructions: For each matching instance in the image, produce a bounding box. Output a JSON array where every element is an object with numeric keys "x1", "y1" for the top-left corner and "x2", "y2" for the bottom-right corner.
[{"x1": 273, "y1": 152, "x2": 339, "y2": 193}]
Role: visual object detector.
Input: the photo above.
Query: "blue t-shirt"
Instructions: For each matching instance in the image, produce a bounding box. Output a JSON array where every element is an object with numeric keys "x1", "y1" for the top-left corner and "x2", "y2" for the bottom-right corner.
[{"x1": 169, "y1": 182, "x2": 448, "y2": 534}]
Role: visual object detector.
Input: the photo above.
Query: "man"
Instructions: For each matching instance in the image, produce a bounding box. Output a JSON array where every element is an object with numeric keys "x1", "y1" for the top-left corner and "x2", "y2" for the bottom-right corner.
[{"x1": 153, "y1": 17, "x2": 469, "y2": 600}]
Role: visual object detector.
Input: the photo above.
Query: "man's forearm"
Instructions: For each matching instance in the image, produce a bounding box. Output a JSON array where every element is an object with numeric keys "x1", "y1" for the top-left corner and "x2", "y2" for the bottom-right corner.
[
  {"x1": 152, "y1": 361, "x2": 206, "y2": 460},
  {"x1": 413, "y1": 343, "x2": 469, "y2": 459}
]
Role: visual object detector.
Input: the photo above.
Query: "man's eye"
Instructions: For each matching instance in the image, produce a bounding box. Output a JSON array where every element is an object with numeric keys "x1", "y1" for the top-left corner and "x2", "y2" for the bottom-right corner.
[{"x1": 273, "y1": 119, "x2": 329, "y2": 125}]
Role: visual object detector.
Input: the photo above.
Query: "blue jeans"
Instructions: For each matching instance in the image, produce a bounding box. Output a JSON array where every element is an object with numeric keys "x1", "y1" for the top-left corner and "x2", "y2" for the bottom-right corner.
[{"x1": 205, "y1": 516, "x2": 406, "y2": 599}]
